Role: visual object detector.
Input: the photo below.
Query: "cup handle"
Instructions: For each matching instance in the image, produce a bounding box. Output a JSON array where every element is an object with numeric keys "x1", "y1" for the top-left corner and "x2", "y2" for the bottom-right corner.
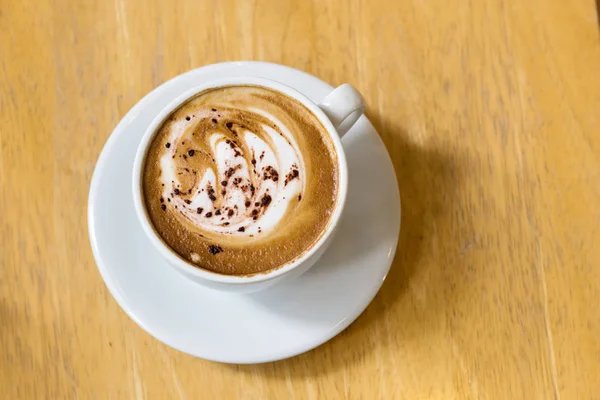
[{"x1": 317, "y1": 84, "x2": 366, "y2": 138}]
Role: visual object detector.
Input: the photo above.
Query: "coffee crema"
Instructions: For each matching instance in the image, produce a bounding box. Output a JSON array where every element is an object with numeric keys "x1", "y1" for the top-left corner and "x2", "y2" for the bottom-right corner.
[{"x1": 142, "y1": 85, "x2": 338, "y2": 275}]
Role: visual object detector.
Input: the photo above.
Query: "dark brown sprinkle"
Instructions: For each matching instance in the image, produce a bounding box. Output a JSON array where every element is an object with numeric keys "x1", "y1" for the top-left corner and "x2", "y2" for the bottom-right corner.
[
  {"x1": 162, "y1": 183, "x2": 164, "y2": 186},
  {"x1": 250, "y1": 184, "x2": 255, "y2": 194},
  {"x1": 184, "y1": 168, "x2": 190, "y2": 172},
  {"x1": 245, "y1": 201, "x2": 251, "y2": 207},
  {"x1": 215, "y1": 209, "x2": 221, "y2": 216},
  {"x1": 260, "y1": 152, "x2": 265, "y2": 160},
  {"x1": 252, "y1": 209, "x2": 258, "y2": 216},
  {"x1": 253, "y1": 216, "x2": 258, "y2": 220},
  {"x1": 160, "y1": 204, "x2": 166, "y2": 211},
  {"x1": 188, "y1": 149, "x2": 195, "y2": 156},
  {"x1": 183, "y1": 155, "x2": 187, "y2": 160},
  {"x1": 298, "y1": 194, "x2": 302, "y2": 201},
  {"x1": 209, "y1": 194, "x2": 217, "y2": 201},
  {"x1": 221, "y1": 190, "x2": 226, "y2": 196},
  {"x1": 261, "y1": 195, "x2": 272, "y2": 206},
  {"x1": 197, "y1": 207, "x2": 203, "y2": 214},
  {"x1": 174, "y1": 189, "x2": 180, "y2": 195},
  {"x1": 226, "y1": 122, "x2": 233, "y2": 129},
  {"x1": 160, "y1": 198, "x2": 164, "y2": 203},
  {"x1": 251, "y1": 159, "x2": 256, "y2": 165},
  {"x1": 184, "y1": 199, "x2": 191, "y2": 204},
  {"x1": 211, "y1": 108, "x2": 216, "y2": 111},
  {"x1": 208, "y1": 245, "x2": 222, "y2": 255},
  {"x1": 223, "y1": 222, "x2": 230, "y2": 226},
  {"x1": 265, "y1": 165, "x2": 275, "y2": 172},
  {"x1": 238, "y1": 227, "x2": 245, "y2": 232},
  {"x1": 254, "y1": 202, "x2": 259, "y2": 207},
  {"x1": 234, "y1": 151, "x2": 241, "y2": 157},
  {"x1": 165, "y1": 142, "x2": 171, "y2": 148},
  {"x1": 292, "y1": 169, "x2": 299, "y2": 178},
  {"x1": 221, "y1": 180, "x2": 227, "y2": 187},
  {"x1": 212, "y1": 118, "x2": 217, "y2": 123},
  {"x1": 167, "y1": 198, "x2": 171, "y2": 202},
  {"x1": 186, "y1": 116, "x2": 191, "y2": 121},
  {"x1": 187, "y1": 189, "x2": 192, "y2": 194},
  {"x1": 228, "y1": 209, "x2": 234, "y2": 217},
  {"x1": 205, "y1": 212, "x2": 213, "y2": 218},
  {"x1": 175, "y1": 205, "x2": 178, "y2": 209}
]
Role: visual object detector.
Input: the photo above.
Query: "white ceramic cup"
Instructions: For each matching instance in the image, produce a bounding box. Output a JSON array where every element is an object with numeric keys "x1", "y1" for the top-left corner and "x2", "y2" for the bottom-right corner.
[{"x1": 132, "y1": 77, "x2": 365, "y2": 293}]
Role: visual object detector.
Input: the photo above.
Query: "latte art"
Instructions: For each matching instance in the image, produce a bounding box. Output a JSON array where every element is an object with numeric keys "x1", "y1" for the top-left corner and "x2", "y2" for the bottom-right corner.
[
  {"x1": 143, "y1": 85, "x2": 338, "y2": 275},
  {"x1": 159, "y1": 107, "x2": 304, "y2": 237}
]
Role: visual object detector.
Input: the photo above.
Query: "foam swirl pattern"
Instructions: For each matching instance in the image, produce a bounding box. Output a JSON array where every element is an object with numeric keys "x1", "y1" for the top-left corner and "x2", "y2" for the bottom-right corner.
[{"x1": 159, "y1": 106, "x2": 305, "y2": 236}]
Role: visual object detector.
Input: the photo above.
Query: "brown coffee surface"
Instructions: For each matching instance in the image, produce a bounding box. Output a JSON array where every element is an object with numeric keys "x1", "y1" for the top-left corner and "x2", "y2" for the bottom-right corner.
[{"x1": 142, "y1": 85, "x2": 338, "y2": 275}]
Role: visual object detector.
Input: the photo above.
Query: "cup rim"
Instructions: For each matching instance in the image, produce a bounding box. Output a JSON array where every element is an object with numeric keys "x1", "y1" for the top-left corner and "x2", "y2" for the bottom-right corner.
[{"x1": 132, "y1": 76, "x2": 349, "y2": 285}]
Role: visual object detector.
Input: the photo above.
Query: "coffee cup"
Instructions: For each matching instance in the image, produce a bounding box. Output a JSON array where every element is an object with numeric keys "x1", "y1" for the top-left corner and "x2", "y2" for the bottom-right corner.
[{"x1": 132, "y1": 76, "x2": 364, "y2": 293}]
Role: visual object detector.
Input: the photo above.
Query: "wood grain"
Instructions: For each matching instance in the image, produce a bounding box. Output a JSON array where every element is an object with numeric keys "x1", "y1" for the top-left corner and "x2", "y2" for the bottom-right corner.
[{"x1": 1, "y1": 0, "x2": 599, "y2": 398}]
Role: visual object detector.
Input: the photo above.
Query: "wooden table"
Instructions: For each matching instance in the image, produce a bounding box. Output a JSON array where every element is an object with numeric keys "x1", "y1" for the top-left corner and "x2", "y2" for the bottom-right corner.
[{"x1": 2, "y1": 0, "x2": 599, "y2": 398}]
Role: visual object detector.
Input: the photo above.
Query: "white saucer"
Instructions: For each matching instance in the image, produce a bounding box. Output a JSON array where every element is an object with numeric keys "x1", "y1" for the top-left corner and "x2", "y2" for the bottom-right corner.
[{"x1": 88, "y1": 62, "x2": 400, "y2": 364}]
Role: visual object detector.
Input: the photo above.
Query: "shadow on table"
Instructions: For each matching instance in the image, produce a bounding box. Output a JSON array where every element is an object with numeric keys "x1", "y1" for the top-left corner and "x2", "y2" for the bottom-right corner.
[
  {"x1": 228, "y1": 111, "x2": 469, "y2": 377},
  {"x1": 596, "y1": 0, "x2": 600, "y2": 30}
]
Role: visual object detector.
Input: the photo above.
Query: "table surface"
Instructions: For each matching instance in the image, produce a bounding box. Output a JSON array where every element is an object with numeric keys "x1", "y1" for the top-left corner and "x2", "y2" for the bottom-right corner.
[{"x1": 2, "y1": 0, "x2": 600, "y2": 398}]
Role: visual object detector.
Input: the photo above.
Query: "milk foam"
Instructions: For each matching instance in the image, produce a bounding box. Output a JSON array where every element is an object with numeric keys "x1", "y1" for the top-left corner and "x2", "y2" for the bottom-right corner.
[{"x1": 159, "y1": 109, "x2": 304, "y2": 236}]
